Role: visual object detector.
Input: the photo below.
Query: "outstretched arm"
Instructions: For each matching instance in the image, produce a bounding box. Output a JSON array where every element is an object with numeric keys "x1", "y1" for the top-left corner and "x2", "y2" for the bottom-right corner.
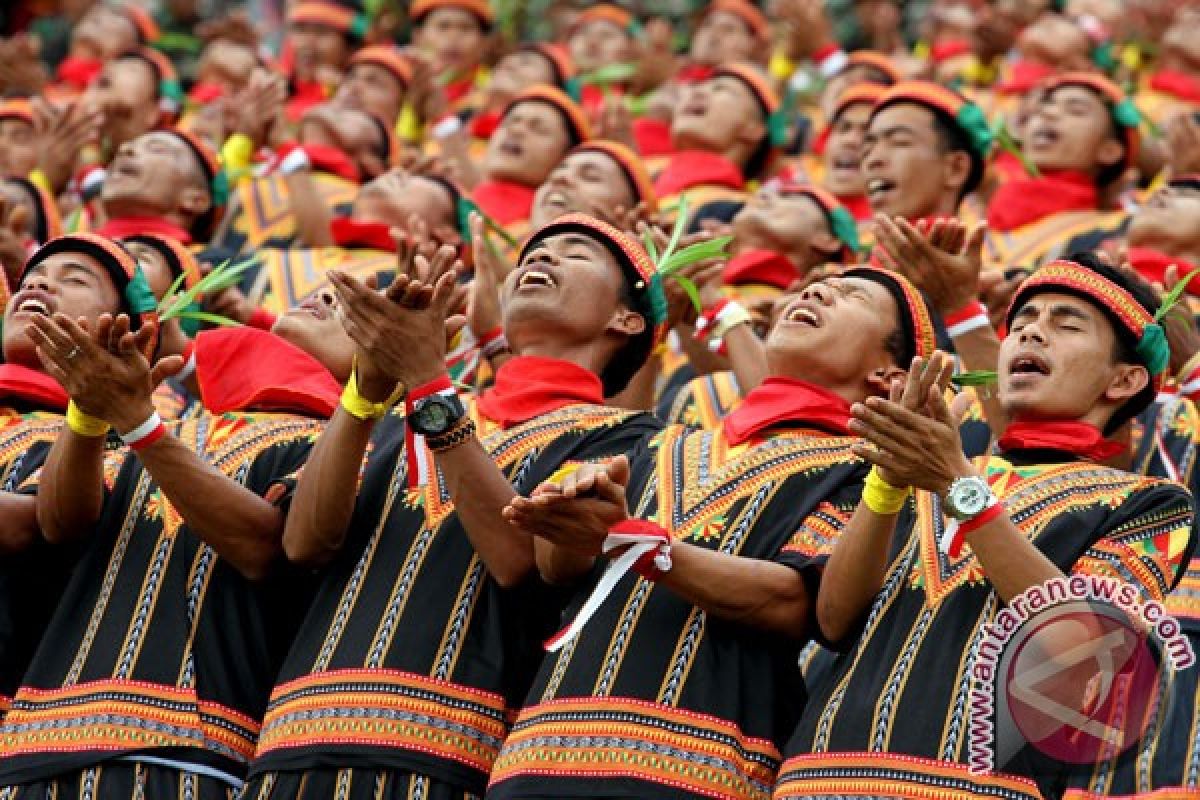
[{"x1": 508, "y1": 457, "x2": 814, "y2": 638}]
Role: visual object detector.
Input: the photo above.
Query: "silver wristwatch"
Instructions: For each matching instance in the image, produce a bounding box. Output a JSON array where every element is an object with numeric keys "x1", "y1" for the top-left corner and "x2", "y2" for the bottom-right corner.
[{"x1": 942, "y1": 475, "x2": 997, "y2": 522}]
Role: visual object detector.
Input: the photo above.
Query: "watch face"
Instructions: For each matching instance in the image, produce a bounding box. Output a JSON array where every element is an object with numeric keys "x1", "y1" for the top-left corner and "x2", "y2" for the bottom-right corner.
[
  {"x1": 949, "y1": 477, "x2": 990, "y2": 517},
  {"x1": 421, "y1": 402, "x2": 450, "y2": 432}
]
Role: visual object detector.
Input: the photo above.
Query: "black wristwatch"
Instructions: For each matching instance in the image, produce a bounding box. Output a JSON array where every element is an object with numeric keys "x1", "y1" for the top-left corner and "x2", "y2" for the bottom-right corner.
[{"x1": 408, "y1": 392, "x2": 467, "y2": 436}]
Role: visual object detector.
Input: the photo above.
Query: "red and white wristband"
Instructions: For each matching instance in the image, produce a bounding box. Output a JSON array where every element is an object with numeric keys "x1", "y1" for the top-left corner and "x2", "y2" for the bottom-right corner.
[
  {"x1": 544, "y1": 519, "x2": 673, "y2": 652},
  {"x1": 694, "y1": 298, "x2": 751, "y2": 355},
  {"x1": 476, "y1": 326, "x2": 510, "y2": 360},
  {"x1": 121, "y1": 412, "x2": 167, "y2": 452},
  {"x1": 939, "y1": 500, "x2": 1005, "y2": 558},
  {"x1": 403, "y1": 373, "x2": 458, "y2": 488},
  {"x1": 944, "y1": 300, "x2": 990, "y2": 339}
]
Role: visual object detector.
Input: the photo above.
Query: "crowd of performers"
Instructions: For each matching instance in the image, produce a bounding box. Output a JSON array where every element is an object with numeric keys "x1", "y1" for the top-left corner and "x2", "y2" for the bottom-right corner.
[{"x1": 0, "y1": 0, "x2": 1199, "y2": 798}]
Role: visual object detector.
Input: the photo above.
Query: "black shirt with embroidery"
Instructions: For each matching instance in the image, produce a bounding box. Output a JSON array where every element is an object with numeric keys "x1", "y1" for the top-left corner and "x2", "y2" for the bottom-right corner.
[
  {"x1": 775, "y1": 451, "x2": 1196, "y2": 800},
  {"x1": 487, "y1": 424, "x2": 867, "y2": 800},
  {"x1": 0, "y1": 410, "x2": 323, "y2": 786},
  {"x1": 0, "y1": 408, "x2": 71, "y2": 712},
  {"x1": 247, "y1": 401, "x2": 661, "y2": 796}
]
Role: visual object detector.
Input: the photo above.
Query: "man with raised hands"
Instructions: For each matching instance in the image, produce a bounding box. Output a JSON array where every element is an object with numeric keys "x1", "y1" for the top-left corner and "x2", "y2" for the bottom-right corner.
[
  {"x1": 240, "y1": 214, "x2": 664, "y2": 799},
  {"x1": 0, "y1": 233, "x2": 169, "y2": 723},
  {"x1": 0, "y1": 240, "x2": 348, "y2": 795},
  {"x1": 774, "y1": 255, "x2": 1197, "y2": 800},
  {"x1": 486, "y1": 267, "x2": 938, "y2": 800}
]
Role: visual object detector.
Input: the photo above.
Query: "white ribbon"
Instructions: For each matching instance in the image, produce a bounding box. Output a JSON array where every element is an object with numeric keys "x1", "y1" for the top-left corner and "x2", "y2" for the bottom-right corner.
[{"x1": 544, "y1": 530, "x2": 671, "y2": 652}]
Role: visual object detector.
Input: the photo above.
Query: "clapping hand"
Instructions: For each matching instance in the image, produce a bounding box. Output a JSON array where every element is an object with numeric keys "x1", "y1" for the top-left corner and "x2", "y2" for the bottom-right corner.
[
  {"x1": 503, "y1": 456, "x2": 632, "y2": 554},
  {"x1": 29, "y1": 314, "x2": 183, "y2": 433}
]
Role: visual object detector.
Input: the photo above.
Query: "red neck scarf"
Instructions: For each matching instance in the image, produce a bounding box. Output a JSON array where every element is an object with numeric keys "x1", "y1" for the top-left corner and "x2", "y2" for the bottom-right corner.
[
  {"x1": 468, "y1": 109, "x2": 502, "y2": 140},
  {"x1": 194, "y1": 327, "x2": 342, "y2": 418},
  {"x1": 97, "y1": 216, "x2": 193, "y2": 245},
  {"x1": 723, "y1": 377, "x2": 853, "y2": 445},
  {"x1": 997, "y1": 59, "x2": 1056, "y2": 95},
  {"x1": 471, "y1": 179, "x2": 537, "y2": 226},
  {"x1": 56, "y1": 55, "x2": 103, "y2": 90},
  {"x1": 654, "y1": 150, "x2": 746, "y2": 198},
  {"x1": 285, "y1": 79, "x2": 327, "y2": 122},
  {"x1": 677, "y1": 64, "x2": 716, "y2": 84},
  {"x1": 277, "y1": 142, "x2": 360, "y2": 183},
  {"x1": 188, "y1": 82, "x2": 226, "y2": 105},
  {"x1": 632, "y1": 117, "x2": 675, "y2": 157},
  {"x1": 580, "y1": 84, "x2": 618, "y2": 115},
  {"x1": 986, "y1": 170, "x2": 1098, "y2": 233},
  {"x1": 0, "y1": 364, "x2": 68, "y2": 412},
  {"x1": 330, "y1": 217, "x2": 397, "y2": 252},
  {"x1": 1149, "y1": 69, "x2": 1200, "y2": 105},
  {"x1": 444, "y1": 72, "x2": 477, "y2": 105},
  {"x1": 722, "y1": 249, "x2": 797, "y2": 290},
  {"x1": 997, "y1": 420, "x2": 1126, "y2": 462},
  {"x1": 1127, "y1": 247, "x2": 1200, "y2": 295},
  {"x1": 835, "y1": 192, "x2": 872, "y2": 222},
  {"x1": 932, "y1": 39, "x2": 972, "y2": 64},
  {"x1": 475, "y1": 355, "x2": 605, "y2": 428}
]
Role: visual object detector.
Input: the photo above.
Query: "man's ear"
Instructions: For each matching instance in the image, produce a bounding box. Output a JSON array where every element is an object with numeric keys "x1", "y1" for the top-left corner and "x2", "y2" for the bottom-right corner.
[
  {"x1": 866, "y1": 364, "x2": 907, "y2": 397},
  {"x1": 809, "y1": 230, "x2": 842, "y2": 262},
  {"x1": 1103, "y1": 362, "x2": 1150, "y2": 406},
  {"x1": 178, "y1": 186, "x2": 212, "y2": 217},
  {"x1": 942, "y1": 149, "x2": 972, "y2": 197},
  {"x1": 607, "y1": 307, "x2": 647, "y2": 338},
  {"x1": 1096, "y1": 137, "x2": 1124, "y2": 171},
  {"x1": 358, "y1": 150, "x2": 387, "y2": 180}
]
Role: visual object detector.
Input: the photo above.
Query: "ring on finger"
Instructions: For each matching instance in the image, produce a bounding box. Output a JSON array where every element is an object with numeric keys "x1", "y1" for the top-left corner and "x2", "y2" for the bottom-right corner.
[{"x1": 67, "y1": 347, "x2": 81, "y2": 360}]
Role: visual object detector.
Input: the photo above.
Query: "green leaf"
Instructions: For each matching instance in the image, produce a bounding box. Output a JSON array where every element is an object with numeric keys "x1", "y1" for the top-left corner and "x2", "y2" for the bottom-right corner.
[
  {"x1": 951, "y1": 370, "x2": 998, "y2": 387},
  {"x1": 1155, "y1": 267, "x2": 1200, "y2": 322},
  {"x1": 993, "y1": 120, "x2": 1040, "y2": 178},
  {"x1": 661, "y1": 235, "x2": 733, "y2": 274},
  {"x1": 672, "y1": 274, "x2": 703, "y2": 313},
  {"x1": 641, "y1": 230, "x2": 660, "y2": 264},
  {"x1": 658, "y1": 195, "x2": 689, "y2": 269},
  {"x1": 578, "y1": 63, "x2": 638, "y2": 86},
  {"x1": 170, "y1": 310, "x2": 241, "y2": 327},
  {"x1": 159, "y1": 257, "x2": 258, "y2": 323}
]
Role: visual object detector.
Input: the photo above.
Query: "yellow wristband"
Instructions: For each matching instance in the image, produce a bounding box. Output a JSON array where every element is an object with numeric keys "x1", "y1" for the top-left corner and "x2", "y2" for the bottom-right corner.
[
  {"x1": 221, "y1": 132, "x2": 256, "y2": 174},
  {"x1": 339, "y1": 362, "x2": 405, "y2": 421},
  {"x1": 66, "y1": 401, "x2": 111, "y2": 438},
  {"x1": 862, "y1": 466, "x2": 910, "y2": 515},
  {"x1": 28, "y1": 168, "x2": 53, "y2": 194}
]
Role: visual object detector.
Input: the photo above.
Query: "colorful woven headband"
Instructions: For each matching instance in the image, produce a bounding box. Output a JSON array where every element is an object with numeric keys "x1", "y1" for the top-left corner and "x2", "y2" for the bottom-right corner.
[
  {"x1": 779, "y1": 184, "x2": 861, "y2": 258},
  {"x1": 1006, "y1": 260, "x2": 1168, "y2": 382},
  {"x1": 5, "y1": 177, "x2": 62, "y2": 245},
  {"x1": 120, "y1": 48, "x2": 184, "y2": 117},
  {"x1": 121, "y1": 3, "x2": 160, "y2": 44},
  {"x1": 163, "y1": 128, "x2": 229, "y2": 210},
  {"x1": 410, "y1": 0, "x2": 494, "y2": 28},
  {"x1": 846, "y1": 51, "x2": 901, "y2": 85},
  {"x1": 0, "y1": 98, "x2": 33, "y2": 125},
  {"x1": 704, "y1": 0, "x2": 769, "y2": 40},
  {"x1": 713, "y1": 64, "x2": 787, "y2": 148},
  {"x1": 505, "y1": 86, "x2": 592, "y2": 146},
  {"x1": 288, "y1": 1, "x2": 368, "y2": 38},
  {"x1": 23, "y1": 233, "x2": 158, "y2": 334},
  {"x1": 569, "y1": 4, "x2": 636, "y2": 36},
  {"x1": 873, "y1": 80, "x2": 993, "y2": 162},
  {"x1": 524, "y1": 43, "x2": 578, "y2": 96},
  {"x1": 123, "y1": 232, "x2": 204, "y2": 336},
  {"x1": 350, "y1": 45, "x2": 413, "y2": 89},
  {"x1": 830, "y1": 83, "x2": 886, "y2": 125},
  {"x1": 1040, "y1": 72, "x2": 1140, "y2": 166},
  {"x1": 520, "y1": 212, "x2": 667, "y2": 347},
  {"x1": 844, "y1": 266, "x2": 937, "y2": 367},
  {"x1": 571, "y1": 140, "x2": 658, "y2": 212}
]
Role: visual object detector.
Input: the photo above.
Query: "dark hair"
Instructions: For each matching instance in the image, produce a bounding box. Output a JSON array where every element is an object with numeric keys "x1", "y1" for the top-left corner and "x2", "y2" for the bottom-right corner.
[
  {"x1": 929, "y1": 106, "x2": 985, "y2": 202},
  {"x1": 600, "y1": 279, "x2": 653, "y2": 397},
  {"x1": 883, "y1": 327, "x2": 908, "y2": 367},
  {"x1": 1065, "y1": 251, "x2": 1159, "y2": 433}
]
